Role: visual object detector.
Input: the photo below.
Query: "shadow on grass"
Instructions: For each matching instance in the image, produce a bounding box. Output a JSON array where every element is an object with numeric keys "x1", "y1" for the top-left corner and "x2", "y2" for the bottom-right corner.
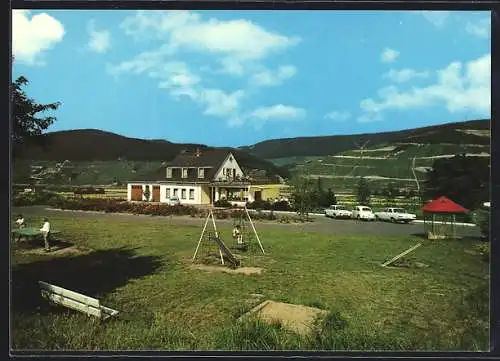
[
  {"x1": 11, "y1": 246, "x2": 163, "y2": 314},
  {"x1": 11, "y1": 236, "x2": 74, "y2": 252}
]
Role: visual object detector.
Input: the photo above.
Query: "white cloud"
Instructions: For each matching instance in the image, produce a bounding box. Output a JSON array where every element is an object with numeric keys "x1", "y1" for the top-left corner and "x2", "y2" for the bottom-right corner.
[
  {"x1": 12, "y1": 10, "x2": 65, "y2": 65},
  {"x1": 465, "y1": 18, "x2": 490, "y2": 38},
  {"x1": 199, "y1": 89, "x2": 245, "y2": 117},
  {"x1": 120, "y1": 10, "x2": 301, "y2": 61},
  {"x1": 383, "y1": 68, "x2": 429, "y2": 83},
  {"x1": 250, "y1": 104, "x2": 306, "y2": 120},
  {"x1": 251, "y1": 65, "x2": 297, "y2": 86},
  {"x1": 112, "y1": 11, "x2": 300, "y2": 126},
  {"x1": 381, "y1": 48, "x2": 399, "y2": 63},
  {"x1": 87, "y1": 20, "x2": 111, "y2": 53},
  {"x1": 358, "y1": 53, "x2": 491, "y2": 122},
  {"x1": 324, "y1": 111, "x2": 351, "y2": 122},
  {"x1": 417, "y1": 11, "x2": 451, "y2": 28},
  {"x1": 218, "y1": 57, "x2": 245, "y2": 76},
  {"x1": 109, "y1": 56, "x2": 244, "y2": 117}
]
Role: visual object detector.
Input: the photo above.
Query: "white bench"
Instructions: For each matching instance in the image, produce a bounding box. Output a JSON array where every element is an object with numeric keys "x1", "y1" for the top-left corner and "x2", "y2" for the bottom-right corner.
[{"x1": 39, "y1": 281, "x2": 119, "y2": 320}]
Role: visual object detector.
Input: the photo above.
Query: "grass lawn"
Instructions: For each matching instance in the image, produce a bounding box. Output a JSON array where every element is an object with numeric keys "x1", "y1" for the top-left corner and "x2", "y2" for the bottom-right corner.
[{"x1": 11, "y1": 206, "x2": 489, "y2": 351}]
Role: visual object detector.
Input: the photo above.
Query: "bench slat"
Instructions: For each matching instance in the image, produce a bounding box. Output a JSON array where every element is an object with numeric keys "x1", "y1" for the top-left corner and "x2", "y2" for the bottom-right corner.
[{"x1": 39, "y1": 281, "x2": 100, "y2": 308}]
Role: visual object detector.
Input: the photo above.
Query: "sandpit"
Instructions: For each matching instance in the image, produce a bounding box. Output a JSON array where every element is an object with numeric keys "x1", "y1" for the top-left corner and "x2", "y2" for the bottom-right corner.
[
  {"x1": 190, "y1": 264, "x2": 263, "y2": 275},
  {"x1": 238, "y1": 300, "x2": 327, "y2": 335}
]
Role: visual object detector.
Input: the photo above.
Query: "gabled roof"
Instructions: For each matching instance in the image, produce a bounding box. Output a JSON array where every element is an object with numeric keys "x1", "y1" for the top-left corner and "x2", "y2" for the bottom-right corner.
[
  {"x1": 422, "y1": 196, "x2": 468, "y2": 214},
  {"x1": 165, "y1": 149, "x2": 239, "y2": 182},
  {"x1": 166, "y1": 149, "x2": 231, "y2": 168}
]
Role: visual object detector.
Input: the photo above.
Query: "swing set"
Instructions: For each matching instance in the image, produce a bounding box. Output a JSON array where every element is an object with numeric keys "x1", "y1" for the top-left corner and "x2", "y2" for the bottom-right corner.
[{"x1": 192, "y1": 206, "x2": 265, "y2": 268}]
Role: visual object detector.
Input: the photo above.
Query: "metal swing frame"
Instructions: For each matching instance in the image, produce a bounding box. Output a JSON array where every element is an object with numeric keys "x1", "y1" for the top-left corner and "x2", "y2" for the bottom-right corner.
[{"x1": 192, "y1": 206, "x2": 265, "y2": 267}]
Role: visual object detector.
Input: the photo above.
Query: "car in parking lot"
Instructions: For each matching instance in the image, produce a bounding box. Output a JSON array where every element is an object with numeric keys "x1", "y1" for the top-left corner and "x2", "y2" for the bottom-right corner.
[
  {"x1": 324, "y1": 204, "x2": 353, "y2": 219},
  {"x1": 166, "y1": 196, "x2": 181, "y2": 206},
  {"x1": 352, "y1": 205, "x2": 376, "y2": 221},
  {"x1": 374, "y1": 207, "x2": 417, "y2": 223}
]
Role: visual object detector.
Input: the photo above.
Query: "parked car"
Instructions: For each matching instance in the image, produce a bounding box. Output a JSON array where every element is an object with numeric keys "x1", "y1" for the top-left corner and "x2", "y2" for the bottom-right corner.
[
  {"x1": 374, "y1": 207, "x2": 417, "y2": 223},
  {"x1": 166, "y1": 196, "x2": 181, "y2": 206},
  {"x1": 325, "y1": 205, "x2": 353, "y2": 219},
  {"x1": 351, "y1": 205, "x2": 376, "y2": 221}
]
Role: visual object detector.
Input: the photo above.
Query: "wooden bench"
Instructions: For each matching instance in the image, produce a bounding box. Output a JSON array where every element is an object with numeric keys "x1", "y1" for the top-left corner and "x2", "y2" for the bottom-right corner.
[{"x1": 39, "y1": 281, "x2": 119, "y2": 320}]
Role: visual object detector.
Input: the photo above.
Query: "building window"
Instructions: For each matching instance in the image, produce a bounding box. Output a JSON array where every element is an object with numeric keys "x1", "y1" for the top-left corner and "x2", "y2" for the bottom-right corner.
[
  {"x1": 181, "y1": 189, "x2": 186, "y2": 200},
  {"x1": 182, "y1": 168, "x2": 188, "y2": 178},
  {"x1": 166, "y1": 168, "x2": 172, "y2": 178},
  {"x1": 173, "y1": 188, "x2": 178, "y2": 197},
  {"x1": 198, "y1": 168, "x2": 205, "y2": 178},
  {"x1": 189, "y1": 189, "x2": 195, "y2": 200},
  {"x1": 166, "y1": 188, "x2": 171, "y2": 198}
]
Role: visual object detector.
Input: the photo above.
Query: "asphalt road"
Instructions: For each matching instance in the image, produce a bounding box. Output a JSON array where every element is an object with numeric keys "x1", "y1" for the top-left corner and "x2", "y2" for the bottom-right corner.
[{"x1": 16, "y1": 206, "x2": 482, "y2": 239}]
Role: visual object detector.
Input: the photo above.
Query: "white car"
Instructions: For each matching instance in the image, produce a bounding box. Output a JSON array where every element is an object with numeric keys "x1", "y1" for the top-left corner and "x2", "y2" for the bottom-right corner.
[
  {"x1": 374, "y1": 207, "x2": 417, "y2": 223},
  {"x1": 351, "y1": 205, "x2": 376, "y2": 221},
  {"x1": 325, "y1": 205, "x2": 353, "y2": 219},
  {"x1": 166, "y1": 196, "x2": 181, "y2": 206}
]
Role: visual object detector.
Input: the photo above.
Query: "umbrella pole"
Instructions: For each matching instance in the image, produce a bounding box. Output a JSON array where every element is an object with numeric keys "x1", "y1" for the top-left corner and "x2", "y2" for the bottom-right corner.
[{"x1": 452, "y1": 214, "x2": 456, "y2": 239}]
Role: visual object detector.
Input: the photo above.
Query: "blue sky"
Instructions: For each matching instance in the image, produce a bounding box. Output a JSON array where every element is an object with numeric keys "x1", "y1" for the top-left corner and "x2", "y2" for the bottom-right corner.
[{"x1": 12, "y1": 10, "x2": 491, "y2": 147}]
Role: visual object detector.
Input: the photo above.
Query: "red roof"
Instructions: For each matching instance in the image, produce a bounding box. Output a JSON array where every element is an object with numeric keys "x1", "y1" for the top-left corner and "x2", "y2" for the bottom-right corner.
[{"x1": 422, "y1": 196, "x2": 468, "y2": 214}]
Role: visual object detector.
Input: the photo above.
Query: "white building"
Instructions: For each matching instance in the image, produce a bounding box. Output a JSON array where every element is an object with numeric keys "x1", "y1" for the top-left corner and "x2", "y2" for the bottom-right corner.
[{"x1": 127, "y1": 149, "x2": 254, "y2": 205}]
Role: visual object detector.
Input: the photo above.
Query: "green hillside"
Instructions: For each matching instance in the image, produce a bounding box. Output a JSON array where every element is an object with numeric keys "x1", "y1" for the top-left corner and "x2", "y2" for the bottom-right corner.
[
  {"x1": 13, "y1": 129, "x2": 289, "y2": 185},
  {"x1": 243, "y1": 119, "x2": 489, "y2": 160},
  {"x1": 290, "y1": 142, "x2": 490, "y2": 192},
  {"x1": 12, "y1": 119, "x2": 490, "y2": 190}
]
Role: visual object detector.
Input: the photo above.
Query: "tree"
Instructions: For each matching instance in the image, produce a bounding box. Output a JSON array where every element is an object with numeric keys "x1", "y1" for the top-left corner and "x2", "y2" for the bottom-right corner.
[
  {"x1": 384, "y1": 182, "x2": 398, "y2": 204},
  {"x1": 289, "y1": 176, "x2": 315, "y2": 216},
  {"x1": 424, "y1": 155, "x2": 489, "y2": 210},
  {"x1": 12, "y1": 74, "x2": 61, "y2": 158},
  {"x1": 356, "y1": 177, "x2": 371, "y2": 204},
  {"x1": 326, "y1": 187, "x2": 337, "y2": 206}
]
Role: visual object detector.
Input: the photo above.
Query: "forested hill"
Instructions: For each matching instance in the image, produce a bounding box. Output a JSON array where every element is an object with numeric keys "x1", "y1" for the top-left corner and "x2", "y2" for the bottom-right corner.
[{"x1": 240, "y1": 119, "x2": 490, "y2": 159}]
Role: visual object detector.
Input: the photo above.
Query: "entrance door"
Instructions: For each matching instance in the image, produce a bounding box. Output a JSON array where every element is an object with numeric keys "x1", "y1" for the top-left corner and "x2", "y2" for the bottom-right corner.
[
  {"x1": 254, "y1": 190, "x2": 262, "y2": 201},
  {"x1": 131, "y1": 185, "x2": 142, "y2": 201},
  {"x1": 152, "y1": 186, "x2": 160, "y2": 202}
]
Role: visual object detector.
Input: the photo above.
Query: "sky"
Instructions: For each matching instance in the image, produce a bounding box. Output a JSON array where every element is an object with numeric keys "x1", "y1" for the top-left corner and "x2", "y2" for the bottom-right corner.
[{"x1": 11, "y1": 9, "x2": 491, "y2": 147}]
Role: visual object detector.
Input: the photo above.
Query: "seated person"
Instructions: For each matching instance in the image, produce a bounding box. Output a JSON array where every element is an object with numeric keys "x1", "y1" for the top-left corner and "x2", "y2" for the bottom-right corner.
[
  {"x1": 14, "y1": 214, "x2": 25, "y2": 242},
  {"x1": 232, "y1": 225, "x2": 243, "y2": 245},
  {"x1": 15, "y1": 214, "x2": 25, "y2": 228}
]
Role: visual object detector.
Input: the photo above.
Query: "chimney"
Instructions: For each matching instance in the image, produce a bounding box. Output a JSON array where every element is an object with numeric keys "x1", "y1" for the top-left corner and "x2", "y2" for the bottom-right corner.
[{"x1": 195, "y1": 148, "x2": 201, "y2": 157}]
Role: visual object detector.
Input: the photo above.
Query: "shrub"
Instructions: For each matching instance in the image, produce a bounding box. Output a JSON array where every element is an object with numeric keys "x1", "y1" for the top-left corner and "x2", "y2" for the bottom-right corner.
[
  {"x1": 214, "y1": 199, "x2": 232, "y2": 208},
  {"x1": 267, "y1": 210, "x2": 277, "y2": 221},
  {"x1": 278, "y1": 216, "x2": 291, "y2": 224},
  {"x1": 272, "y1": 200, "x2": 292, "y2": 211},
  {"x1": 46, "y1": 198, "x2": 198, "y2": 217},
  {"x1": 12, "y1": 191, "x2": 63, "y2": 207},
  {"x1": 247, "y1": 200, "x2": 272, "y2": 211},
  {"x1": 214, "y1": 210, "x2": 229, "y2": 219}
]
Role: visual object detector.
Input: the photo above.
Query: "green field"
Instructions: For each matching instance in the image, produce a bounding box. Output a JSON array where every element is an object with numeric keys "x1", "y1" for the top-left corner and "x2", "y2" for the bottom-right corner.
[{"x1": 11, "y1": 206, "x2": 489, "y2": 351}]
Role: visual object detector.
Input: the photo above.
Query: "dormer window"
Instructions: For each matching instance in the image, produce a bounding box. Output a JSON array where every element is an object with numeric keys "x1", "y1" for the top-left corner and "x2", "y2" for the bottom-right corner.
[
  {"x1": 166, "y1": 168, "x2": 172, "y2": 178},
  {"x1": 182, "y1": 168, "x2": 188, "y2": 178},
  {"x1": 198, "y1": 168, "x2": 205, "y2": 178}
]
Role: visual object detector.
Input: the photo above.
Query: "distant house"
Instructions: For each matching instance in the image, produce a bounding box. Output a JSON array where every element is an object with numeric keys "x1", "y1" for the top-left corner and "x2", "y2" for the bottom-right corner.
[{"x1": 127, "y1": 148, "x2": 290, "y2": 205}]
